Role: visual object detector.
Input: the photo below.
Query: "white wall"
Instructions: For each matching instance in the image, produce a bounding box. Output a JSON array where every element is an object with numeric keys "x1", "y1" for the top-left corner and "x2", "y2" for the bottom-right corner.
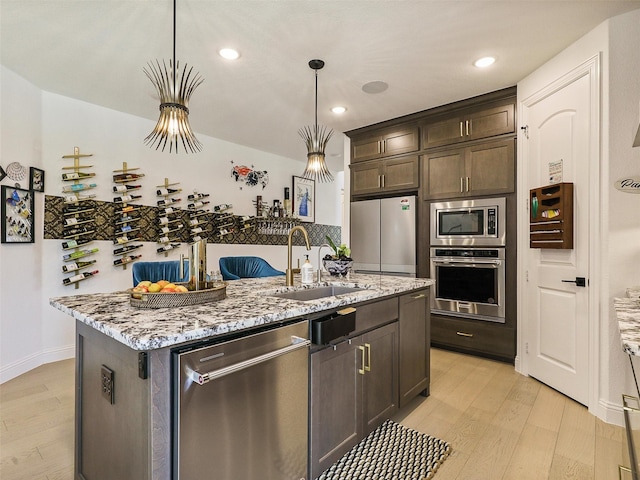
[{"x1": 0, "y1": 66, "x2": 344, "y2": 382}]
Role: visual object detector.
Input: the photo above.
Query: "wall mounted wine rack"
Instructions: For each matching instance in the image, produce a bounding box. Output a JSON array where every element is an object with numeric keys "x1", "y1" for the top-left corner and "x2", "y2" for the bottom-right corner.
[
  {"x1": 112, "y1": 162, "x2": 144, "y2": 269},
  {"x1": 61, "y1": 146, "x2": 99, "y2": 288},
  {"x1": 156, "y1": 178, "x2": 183, "y2": 256}
]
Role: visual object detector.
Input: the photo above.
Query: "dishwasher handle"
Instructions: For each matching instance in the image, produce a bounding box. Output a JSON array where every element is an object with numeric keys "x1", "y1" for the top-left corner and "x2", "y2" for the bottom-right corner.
[{"x1": 189, "y1": 335, "x2": 311, "y2": 385}]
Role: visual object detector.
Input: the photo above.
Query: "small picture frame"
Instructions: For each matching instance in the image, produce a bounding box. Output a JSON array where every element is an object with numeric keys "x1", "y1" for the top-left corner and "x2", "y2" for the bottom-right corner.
[
  {"x1": 1, "y1": 185, "x2": 34, "y2": 243},
  {"x1": 292, "y1": 176, "x2": 315, "y2": 223},
  {"x1": 29, "y1": 167, "x2": 45, "y2": 192}
]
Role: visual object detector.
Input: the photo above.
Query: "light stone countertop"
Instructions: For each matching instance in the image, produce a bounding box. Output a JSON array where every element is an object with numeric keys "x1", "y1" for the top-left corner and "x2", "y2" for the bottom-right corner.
[
  {"x1": 50, "y1": 273, "x2": 434, "y2": 351},
  {"x1": 616, "y1": 288, "x2": 640, "y2": 356}
]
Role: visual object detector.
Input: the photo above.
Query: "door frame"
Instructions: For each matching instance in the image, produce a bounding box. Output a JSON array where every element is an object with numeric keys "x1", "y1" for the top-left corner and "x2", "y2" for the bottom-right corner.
[{"x1": 516, "y1": 53, "x2": 601, "y2": 415}]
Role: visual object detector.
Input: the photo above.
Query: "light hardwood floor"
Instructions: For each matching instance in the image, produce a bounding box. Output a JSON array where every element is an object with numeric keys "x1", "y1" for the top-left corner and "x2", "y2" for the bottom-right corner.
[{"x1": 0, "y1": 349, "x2": 627, "y2": 480}]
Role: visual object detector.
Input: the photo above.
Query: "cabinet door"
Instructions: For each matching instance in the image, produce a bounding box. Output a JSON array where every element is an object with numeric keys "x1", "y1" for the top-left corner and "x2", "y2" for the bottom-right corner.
[
  {"x1": 350, "y1": 161, "x2": 383, "y2": 196},
  {"x1": 422, "y1": 115, "x2": 465, "y2": 148},
  {"x1": 310, "y1": 340, "x2": 362, "y2": 479},
  {"x1": 362, "y1": 322, "x2": 399, "y2": 434},
  {"x1": 382, "y1": 127, "x2": 419, "y2": 156},
  {"x1": 465, "y1": 138, "x2": 515, "y2": 196},
  {"x1": 466, "y1": 103, "x2": 514, "y2": 142},
  {"x1": 421, "y1": 149, "x2": 466, "y2": 200},
  {"x1": 381, "y1": 155, "x2": 419, "y2": 193},
  {"x1": 352, "y1": 136, "x2": 382, "y2": 162},
  {"x1": 398, "y1": 290, "x2": 429, "y2": 408}
]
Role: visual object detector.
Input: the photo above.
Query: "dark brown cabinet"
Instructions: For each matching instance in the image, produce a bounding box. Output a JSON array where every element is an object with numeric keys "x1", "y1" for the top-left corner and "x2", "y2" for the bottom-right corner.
[
  {"x1": 398, "y1": 289, "x2": 430, "y2": 408},
  {"x1": 422, "y1": 101, "x2": 515, "y2": 149},
  {"x1": 421, "y1": 138, "x2": 515, "y2": 200},
  {"x1": 310, "y1": 321, "x2": 398, "y2": 479},
  {"x1": 351, "y1": 155, "x2": 419, "y2": 197},
  {"x1": 431, "y1": 313, "x2": 515, "y2": 361},
  {"x1": 351, "y1": 125, "x2": 419, "y2": 163}
]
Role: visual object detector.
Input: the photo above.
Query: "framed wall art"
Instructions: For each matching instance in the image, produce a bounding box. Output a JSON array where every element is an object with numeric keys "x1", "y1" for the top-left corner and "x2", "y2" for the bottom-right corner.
[
  {"x1": 0, "y1": 165, "x2": 6, "y2": 182},
  {"x1": 1, "y1": 185, "x2": 34, "y2": 243},
  {"x1": 29, "y1": 167, "x2": 45, "y2": 192},
  {"x1": 292, "y1": 175, "x2": 315, "y2": 223}
]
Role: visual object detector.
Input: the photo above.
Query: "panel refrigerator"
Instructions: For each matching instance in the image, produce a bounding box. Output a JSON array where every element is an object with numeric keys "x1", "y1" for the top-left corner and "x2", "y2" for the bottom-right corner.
[{"x1": 350, "y1": 196, "x2": 416, "y2": 276}]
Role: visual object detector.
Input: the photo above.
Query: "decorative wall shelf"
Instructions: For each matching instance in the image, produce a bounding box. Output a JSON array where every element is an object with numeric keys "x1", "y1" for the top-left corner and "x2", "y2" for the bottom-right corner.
[
  {"x1": 61, "y1": 147, "x2": 98, "y2": 288},
  {"x1": 529, "y1": 182, "x2": 574, "y2": 249}
]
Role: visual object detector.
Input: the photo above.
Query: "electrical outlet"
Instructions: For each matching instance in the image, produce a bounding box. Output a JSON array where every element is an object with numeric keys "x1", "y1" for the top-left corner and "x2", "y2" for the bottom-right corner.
[{"x1": 101, "y1": 365, "x2": 115, "y2": 404}]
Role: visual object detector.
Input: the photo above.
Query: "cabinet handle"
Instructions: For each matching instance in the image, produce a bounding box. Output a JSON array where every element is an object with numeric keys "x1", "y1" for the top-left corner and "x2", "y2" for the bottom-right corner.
[
  {"x1": 379, "y1": 140, "x2": 385, "y2": 154},
  {"x1": 466, "y1": 120, "x2": 470, "y2": 136},
  {"x1": 460, "y1": 177, "x2": 464, "y2": 193},
  {"x1": 411, "y1": 294, "x2": 426, "y2": 299},
  {"x1": 466, "y1": 176, "x2": 470, "y2": 192},
  {"x1": 381, "y1": 175, "x2": 385, "y2": 189},
  {"x1": 358, "y1": 345, "x2": 366, "y2": 375},
  {"x1": 365, "y1": 343, "x2": 371, "y2": 372},
  {"x1": 459, "y1": 121, "x2": 464, "y2": 137},
  {"x1": 456, "y1": 331, "x2": 474, "y2": 338},
  {"x1": 377, "y1": 175, "x2": 381, "y2": 189}
]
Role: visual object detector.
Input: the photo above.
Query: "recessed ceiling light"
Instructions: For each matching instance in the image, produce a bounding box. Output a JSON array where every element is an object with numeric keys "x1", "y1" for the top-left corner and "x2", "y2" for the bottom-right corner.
[
  {"x1": 362, "y1": 81, "x2": 389, "y2": 94},
  {"x1": 331, "y1": 106, "x2": 347, "y2": 114},
  {"x1": 219, "y1": 48, "x2": 240, "y2": 60},
  {"x1": 474, "y1": 57, "x2": 495, "y2": 68}
]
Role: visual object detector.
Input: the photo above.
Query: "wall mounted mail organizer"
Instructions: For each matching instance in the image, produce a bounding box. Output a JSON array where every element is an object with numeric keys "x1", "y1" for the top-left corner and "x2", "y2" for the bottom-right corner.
[{"x1": 529, "y1": 182, "x2": 574, "y2": 249}]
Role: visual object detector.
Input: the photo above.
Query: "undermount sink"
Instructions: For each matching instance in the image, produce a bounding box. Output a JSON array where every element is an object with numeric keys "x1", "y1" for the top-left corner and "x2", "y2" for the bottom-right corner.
[{"x1": 270, "y1": 285, "x2": 365, "y2": 302}]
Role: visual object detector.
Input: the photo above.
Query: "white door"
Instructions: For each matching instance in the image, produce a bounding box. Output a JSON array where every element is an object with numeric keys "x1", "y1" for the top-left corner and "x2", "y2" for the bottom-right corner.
[{"x1": 522, "y1": 65, "x2": 596, "y2": 405}]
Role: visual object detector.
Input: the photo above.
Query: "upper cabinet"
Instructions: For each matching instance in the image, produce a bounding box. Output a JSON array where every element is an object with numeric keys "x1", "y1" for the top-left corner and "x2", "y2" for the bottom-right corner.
[
  {"x1": 421, "y1": 139, "x2": 515, "y2": 200},
  {"x1": 422, "y1": 100, "x2": 515, "y2": 149},
  {"x1": 351, "y1": 125, "x2": 419, "y2": 163},
  {"x1": 350, "y1": 155, "x2": 419, "y2": 197}
]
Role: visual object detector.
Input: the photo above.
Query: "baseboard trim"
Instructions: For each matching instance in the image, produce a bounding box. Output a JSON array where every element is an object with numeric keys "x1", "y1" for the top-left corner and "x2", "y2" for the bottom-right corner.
[
  {"x1": 0, "y1": 345, "x2": 75, "y2": 384},
  {"x1": 596, "y1": 397, "x2": 624, "y2": 427}
]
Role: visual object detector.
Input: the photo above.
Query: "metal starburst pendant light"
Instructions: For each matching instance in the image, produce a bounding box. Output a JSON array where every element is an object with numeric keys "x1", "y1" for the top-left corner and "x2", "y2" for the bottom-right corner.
[
  {"x1": 144, "y1": 0, "x2": 204, "y2": 153},
  {"x1": 299, "y1": 59, "x2": 334, "y2": 182}
]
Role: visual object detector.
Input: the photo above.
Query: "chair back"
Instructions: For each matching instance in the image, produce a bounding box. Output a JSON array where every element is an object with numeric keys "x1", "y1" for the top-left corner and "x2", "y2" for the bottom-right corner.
[
  {"x1": 219, "y1": 256, "x2": 284, "y2": 281},
  {"x1": 132, "y1": 261, "x2": 189, "y2": 286}
]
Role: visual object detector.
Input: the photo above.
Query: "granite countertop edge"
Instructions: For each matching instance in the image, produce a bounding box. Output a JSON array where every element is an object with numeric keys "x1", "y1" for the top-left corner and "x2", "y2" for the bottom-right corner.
[
  {"x1": 615, "y1": 287, "x2": 640, "y2": 356},
  {"x1": 50, "y1": 274, "x2": 434, "y2": 351}
]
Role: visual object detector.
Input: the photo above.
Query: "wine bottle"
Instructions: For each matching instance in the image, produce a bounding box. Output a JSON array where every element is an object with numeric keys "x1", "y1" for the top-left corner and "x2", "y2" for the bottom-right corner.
[
  {"x1": 64, "y1": 194, "x2": 96, "y2": 203},
  {"x1": 113, "y1": 173, "x2": 145, "y2": 182},
  {"x1": 163, "y1": 207, "x2": 175, "y2": 214},
  {"x1": 62, "y1": 260, "x2": 95, "y2": 273},
  {"x1": 63, "y1": 248, "x2": 99, "y2": 261},
  {"x1": 214, "y1": 203, "x2": 232, "y2": 212},
  {"x1": 157, "y1": 243, "x2": 181, "y2": 253},
  {"x1": 157, "y1": 197, "x2": 181, "y2": 206},
  {"x1": 113, "y1": 184, "x2": 142, "y2": 192},
  {"x1": 120, "y1": 225, "x2": 132, "y2": 233},
  {"x1": 62, "y1": 183, "x2": 97, "y2": 193},
  {"x1": 113, "y1": 194, "x2": 142, "y2": 203},
  {"x1": 62, "y1": 238, "x2": 92, "y2": 249},
  {"x1": 191, "y1": 235, "x2": 203, "y2": 242},
  {"x1": 157, "y1": 187, "x2": 181, "y2": 196},
  {"x1": 64, "y1": 226, "x2": 91, "y2": 237},
  {"x1": 190, "y1": 227, "x2": 203, "y2": 234},
  {"x1": 63, "y1": 205, "x2": 94, "y2": 214},
  {"x1": 188, "y1": 200, "x2": 210, "y2": 209},
  {"x1": 62, "y1": 172, "x2": 95, "y2": 180},
  {"x1": 189, "y1": 218, "x2": 200, "y2": 226},
  {"x1": 113, "y1": 244, "x2": 143, "y2": 255},
  {"x1": 64, "y1": 217, "x2": 79, "y2": 226},
  {"x1": 113, "y1": 255, "x2": 141, "y2": 266},
  {"x1": 187, "y1": 193, "x2": 210, "y2": 200},
  {"x1": 63, "y1": 270, "x2": 99, "y2": 285}
]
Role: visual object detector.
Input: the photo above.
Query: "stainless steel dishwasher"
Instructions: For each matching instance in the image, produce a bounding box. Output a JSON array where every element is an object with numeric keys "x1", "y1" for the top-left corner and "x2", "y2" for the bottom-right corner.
[{"x1": 172, "y1": 320, "x2": 310, "y2": 480}]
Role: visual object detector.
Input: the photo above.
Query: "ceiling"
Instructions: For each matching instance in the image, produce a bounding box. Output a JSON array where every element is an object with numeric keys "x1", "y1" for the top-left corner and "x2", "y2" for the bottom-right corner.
[{"x1": 2, "y1": 1, "x2": 639, "y2": 171}]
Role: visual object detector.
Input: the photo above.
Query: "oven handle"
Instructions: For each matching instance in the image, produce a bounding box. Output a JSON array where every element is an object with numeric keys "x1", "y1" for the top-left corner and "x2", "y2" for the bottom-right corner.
[
  {"x1": 431, "y1": 259, "x2": 502, "y2": 267},
  {"x1": 188, "y1": 336, "x2": 311, "y2": 385}
]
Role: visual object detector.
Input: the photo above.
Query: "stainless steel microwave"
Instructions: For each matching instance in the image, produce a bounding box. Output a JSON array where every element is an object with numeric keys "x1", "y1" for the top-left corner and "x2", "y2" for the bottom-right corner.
[{"x1": 430, "y1": 197, "x2": 506, "y2": 246}]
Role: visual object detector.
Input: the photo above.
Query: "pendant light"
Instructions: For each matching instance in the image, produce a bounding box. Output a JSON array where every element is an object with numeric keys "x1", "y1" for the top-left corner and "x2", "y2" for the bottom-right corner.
[
  {"x1": 144, "y1": 0, "x2": 203, "y2": 154},
  {"x1": 299, "y1": 59, "x2": 334, "y2": 182}
]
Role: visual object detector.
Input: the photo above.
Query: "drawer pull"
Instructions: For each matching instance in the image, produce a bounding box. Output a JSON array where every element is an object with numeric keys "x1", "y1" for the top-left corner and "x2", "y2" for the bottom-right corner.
[
  {"x1": 411, "y1": 294, "x2": 426, "y2": 299},
  {"x1": 456, "y1": 331, "x2": 474, "y2": 338}
]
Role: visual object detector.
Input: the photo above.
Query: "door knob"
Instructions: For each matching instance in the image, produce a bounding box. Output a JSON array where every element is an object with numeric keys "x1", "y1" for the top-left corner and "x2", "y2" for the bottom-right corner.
[{"x1": 561, "y1": 277, "x2": 587, "y2": 287}]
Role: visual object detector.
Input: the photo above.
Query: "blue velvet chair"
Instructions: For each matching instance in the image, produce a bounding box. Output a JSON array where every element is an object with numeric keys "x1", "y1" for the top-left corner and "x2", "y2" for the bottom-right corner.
[
  {"x1": 132, "y1": 261, "x2": 189, "y2": 286},
  {"x1": 219, "y1": 256, "x2": 285, "y2": 281}
]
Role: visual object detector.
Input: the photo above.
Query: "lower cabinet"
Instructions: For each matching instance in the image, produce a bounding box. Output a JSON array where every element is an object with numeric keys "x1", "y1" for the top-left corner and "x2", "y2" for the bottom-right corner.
[
  {"x1": 431, "y1": 313, "x2": 515, "y2": 362},
  {"x1": 398, "y1": 289, "x2": 430, "y2": 407},
  {"x1": 310, "y1": 321, "x2": 398, "y2": 479}
]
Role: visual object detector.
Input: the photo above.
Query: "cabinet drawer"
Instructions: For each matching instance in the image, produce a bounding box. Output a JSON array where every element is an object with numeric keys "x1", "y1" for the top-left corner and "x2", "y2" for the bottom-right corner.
[
  {"x1": 356, "y1": 298, "x2": 398, "y2": 333},
  {"x1": 431, "y1": 315, "x2": 515, "y2": 360}
]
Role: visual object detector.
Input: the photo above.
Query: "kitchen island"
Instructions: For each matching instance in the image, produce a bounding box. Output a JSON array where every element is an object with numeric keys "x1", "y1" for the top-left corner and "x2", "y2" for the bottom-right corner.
[{"x1": 50, "y1": 273, "x2": 433, "y2": 480}]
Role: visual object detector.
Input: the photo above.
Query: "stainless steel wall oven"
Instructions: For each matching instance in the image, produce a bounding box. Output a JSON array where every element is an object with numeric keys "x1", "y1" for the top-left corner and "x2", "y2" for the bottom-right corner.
[{"x1": 430, "y1": 247, "x2": 505, "y2": 323}]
